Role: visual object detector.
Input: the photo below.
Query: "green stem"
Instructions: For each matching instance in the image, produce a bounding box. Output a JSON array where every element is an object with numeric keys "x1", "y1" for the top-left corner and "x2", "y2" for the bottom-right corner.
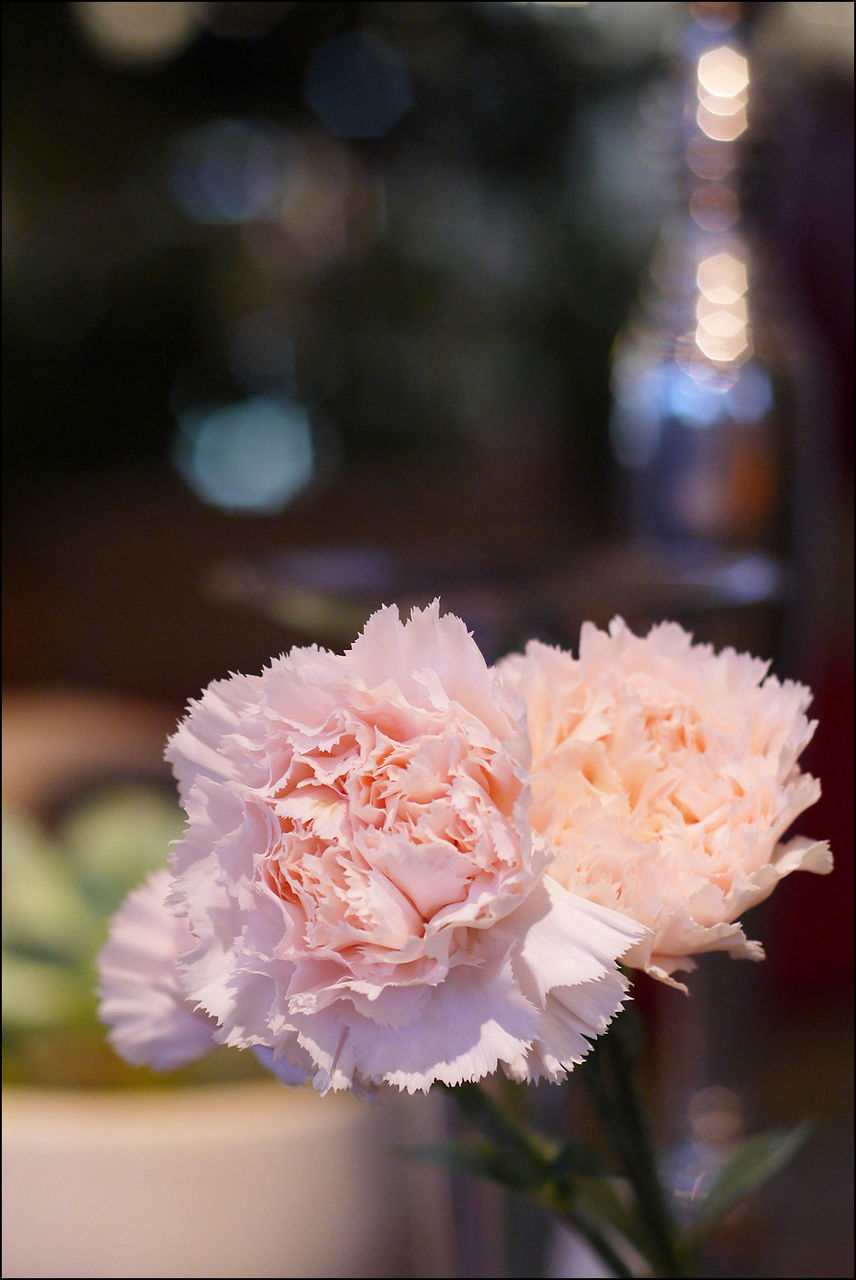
[
  {"x1": 535, "y1": 1186, "x2": 639, "y2": 1280},
  {"x1": 582, "y1": 1012, "x2": 694, "y2": 1277},
  {"x1": 444, "y1": 1008, "x2": 703, "y2": 1280},
  {"x1": 446, "y1": 1080, "x2": 639, "y2": 1280}
]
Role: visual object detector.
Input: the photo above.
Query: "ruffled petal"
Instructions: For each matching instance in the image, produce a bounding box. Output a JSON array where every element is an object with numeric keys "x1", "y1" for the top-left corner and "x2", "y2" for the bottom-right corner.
[
  {"x1": 497, "y1": 618, "x2": 832, "y2": 986},
  {"x1": 96, "y1": 870, "x2": 218, "y2": 1070}
]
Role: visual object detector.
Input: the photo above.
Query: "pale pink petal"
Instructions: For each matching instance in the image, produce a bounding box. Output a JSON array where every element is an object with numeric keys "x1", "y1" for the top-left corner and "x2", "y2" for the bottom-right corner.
[
  {"x1": 501, "y1": 877, "x2": 644, "y2": 1080},
  {"x1": 109, "y1": 602, "x2": 638, "y2": 1091},
  {"x1": 96, "y1": 870, "x2": 218, "y2": 1070},
  {"x1": 252, "y1": 1044, "x2": 313, "y2": 1086},
  {"x1": 292, "y1": 954, "x2": 540, "y2": 1094}
]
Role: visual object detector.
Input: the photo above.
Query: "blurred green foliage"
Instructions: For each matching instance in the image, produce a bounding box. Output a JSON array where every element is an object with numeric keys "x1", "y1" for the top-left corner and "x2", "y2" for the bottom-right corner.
[{"x1": 2, "y1": 782, "x2": 264, "y2": 1088}]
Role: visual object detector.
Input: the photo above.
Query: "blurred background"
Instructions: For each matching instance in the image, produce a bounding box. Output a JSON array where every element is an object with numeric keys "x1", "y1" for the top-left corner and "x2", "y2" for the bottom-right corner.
[{"x1": 2, "y1": 3, "x2": 853, "y2": 1277}]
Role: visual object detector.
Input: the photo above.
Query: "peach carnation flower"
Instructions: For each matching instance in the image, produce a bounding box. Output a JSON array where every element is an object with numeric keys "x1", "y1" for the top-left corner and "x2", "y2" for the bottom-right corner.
[
  {"x1": 496, "y1": 616, "x2": 832, "y2": 989},
  {"x1": 98, "y1": 602, "x2": 643, "y2": 1092}
]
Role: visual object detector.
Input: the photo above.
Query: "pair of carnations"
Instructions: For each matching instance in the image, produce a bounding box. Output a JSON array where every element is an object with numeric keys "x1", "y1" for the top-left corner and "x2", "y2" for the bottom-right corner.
[{"x1": 97, "y1": 602, "x2": 830, "y2": 1094}]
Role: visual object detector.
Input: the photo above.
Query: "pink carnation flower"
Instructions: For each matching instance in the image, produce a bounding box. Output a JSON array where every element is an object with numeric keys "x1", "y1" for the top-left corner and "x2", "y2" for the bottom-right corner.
[
  {"x1": 496, "y1": 616, "x2": 832, "y2": 989},
  {"x1": 96, "y1": 869, "x2": 219, "y2": 1070},
  {"x1": 98, "y1": 603, "x2": 643, "y2": 1093}
]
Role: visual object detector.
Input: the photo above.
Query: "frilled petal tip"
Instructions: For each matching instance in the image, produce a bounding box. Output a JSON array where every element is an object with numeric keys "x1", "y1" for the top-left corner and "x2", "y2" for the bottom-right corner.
[
  {"x1": 505, "y1": 879, "x2": 646, "y2": 1079},
  {"x1": 251, "y1": 874, "x2": 646, "y2": 1097},
  {"x1": 629, "y1": 835, "x2": 834, "y2": 990},
  {"x1": 251, "y1": 877, "x2": 647, "y2": 1096},
  {"x1": 96, "y1": 869, "x2": 219, "y2": 1071},
  {"x1": 629, "y1": 912, "x2": 761, "y2": 993},
  {"x1": 273, "y1": 946, "x2": 542, "y2": 1096},
  {"x1": 642, "y1": 935, "x2": 764, "y2": 993},
  {"x1": 252, "y1": 1045, "x2": 314, "y2": 1087},
  {"x1": 773, "y1": 836, "x2": 833, "y2": 877}
]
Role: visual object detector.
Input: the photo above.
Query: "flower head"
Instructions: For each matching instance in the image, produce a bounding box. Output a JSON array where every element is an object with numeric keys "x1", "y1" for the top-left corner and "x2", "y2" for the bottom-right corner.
[
  {"x1": 98, "y1": 602, "x2": 643, "y2": 1092},
  {"x1": 497, "y1": 616, "x2": 832, "y2": 989},
  {"x1": 96, "y1": 868, "x2": 219, "y2": 1070}
]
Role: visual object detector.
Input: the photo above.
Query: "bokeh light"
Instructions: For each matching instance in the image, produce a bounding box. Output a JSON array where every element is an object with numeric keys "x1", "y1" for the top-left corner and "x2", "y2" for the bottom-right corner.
[
  {"x1": 171, "y1": 395, "x2": 315, "y2": 513},
  {"x1": 303, "y1": 31, "x2": 413, "y2": 140},
  {"x1": 693, "y1": 247, "x2": 751, "y2": 365},
  {"x1": 167, "y1": 118, "x2": 295, "y2": 225},
  {"x1": 71, "y1": 1, "x2": 206, "y2": 68},
  {"x1": 689, "y1": 181, "x2": 740, "y2": 231},
  {"x1": 695, "y1": 100, "x2": 748, "y2": 141},
  {"x1": 696, "y1": 251, "x2": 748, "y2": 303},
  {"x1": 695, "y1": 44, "x2": 749, "y2": 140},
  {"x1": 697, "y1": 45, "x2": 749, "y2": 98}
]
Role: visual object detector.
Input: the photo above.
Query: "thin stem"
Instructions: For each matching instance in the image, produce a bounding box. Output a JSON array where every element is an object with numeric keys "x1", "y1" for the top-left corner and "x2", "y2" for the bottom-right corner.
[
  {"x1": 444, "y1": 1008, "x2": 703, "y2": 1280},
  {"x1": 446, "y1": 1080, "x2": 641, "y2": 1280},
  {"x1": 583, "y1": 1012, "x2": 693, "y2": 1277},
  {"x1": 535, "y1": 1185, "x2": 639, "y2": 1280}
]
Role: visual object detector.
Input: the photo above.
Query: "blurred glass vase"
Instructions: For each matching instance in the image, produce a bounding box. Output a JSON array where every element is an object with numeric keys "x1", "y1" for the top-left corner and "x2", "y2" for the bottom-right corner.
[{"x1": 608, "y1": 0, "x2": 820, "y2": 583}]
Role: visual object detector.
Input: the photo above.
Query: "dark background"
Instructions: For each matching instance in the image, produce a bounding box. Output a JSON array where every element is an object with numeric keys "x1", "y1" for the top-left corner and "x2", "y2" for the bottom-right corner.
[{"x1": 3, "y1": 4, "x2": 853, "y2": 1277}]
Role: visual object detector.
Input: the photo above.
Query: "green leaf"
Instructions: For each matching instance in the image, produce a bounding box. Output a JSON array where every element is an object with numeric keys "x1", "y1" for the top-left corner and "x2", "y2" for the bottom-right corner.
[
  {"x1": 59, "y1": 783, "x2": 183, "y2": 912},
  {"x1": 562, "y1": 1174, "x2": 654, "y2": 1261},
  {"x1": 1, "y1": 950, "x2": 94, "y2": 1030},
  {"x1": 550, "y1": 1139, "x2": 610, "y2": 1181},
  {"x1": 686, "y1": 1122, "x2": 813, "y2": 1236},
  {"x1": 444, "y1": 1081, "x2": 554, "y2": 1187},
  {"x1": 537, "y1": 1173, "x2": 653, "y2": 1280},
  {"x1": 1, "y1": 808, "x2": 101, "y2": 960},
  {"x1": 401, "y1": 1136, "x2": 545, "y2": 1190}
]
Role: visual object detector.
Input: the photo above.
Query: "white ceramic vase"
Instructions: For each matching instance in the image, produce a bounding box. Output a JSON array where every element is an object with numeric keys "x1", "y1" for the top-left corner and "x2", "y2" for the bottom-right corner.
[{"x1": 2, "y1": 1079, "x2": 455, "y2": 1279}]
